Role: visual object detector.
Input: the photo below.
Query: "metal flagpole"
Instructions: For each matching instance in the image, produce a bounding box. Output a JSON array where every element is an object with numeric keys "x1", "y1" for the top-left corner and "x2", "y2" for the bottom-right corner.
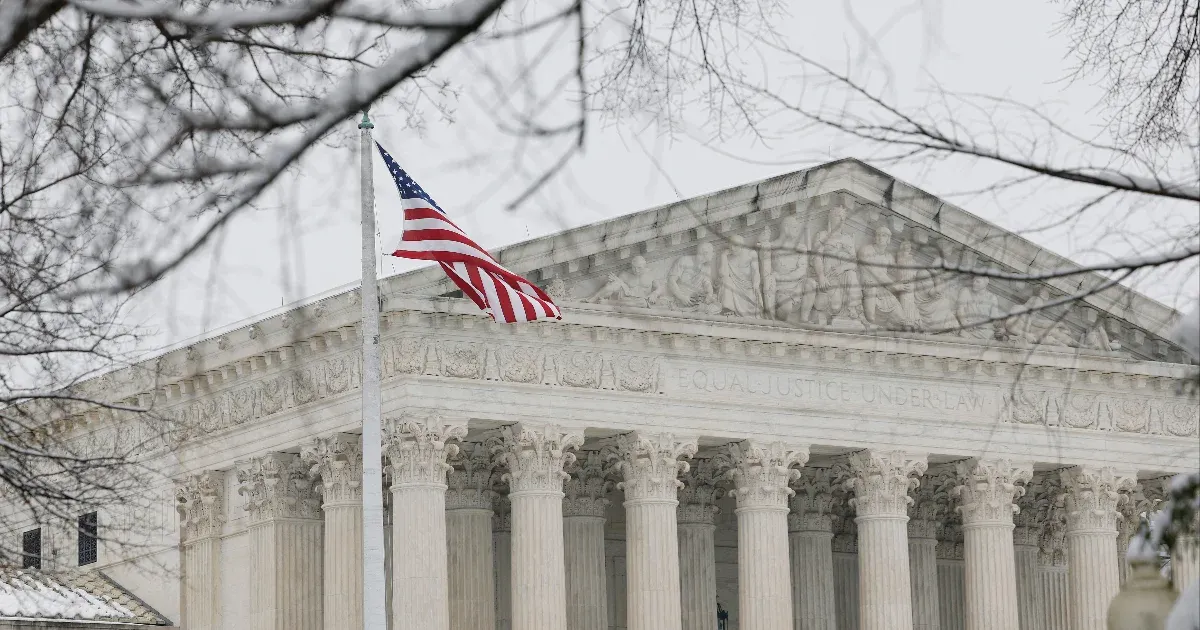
[{"x1": 358, "y1": 110, "x2": 388, "y2": 630}]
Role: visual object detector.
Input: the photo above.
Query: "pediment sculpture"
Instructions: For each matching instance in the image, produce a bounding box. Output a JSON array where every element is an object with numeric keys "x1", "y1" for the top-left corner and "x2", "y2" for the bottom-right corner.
[{"x1": 570, "y1": 207, "x2": 1116, "y2": 351}]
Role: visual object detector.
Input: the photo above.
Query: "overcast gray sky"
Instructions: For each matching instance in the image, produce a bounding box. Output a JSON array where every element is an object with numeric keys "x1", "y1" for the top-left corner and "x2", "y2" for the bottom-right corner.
[{"x1": 134, "y1": 0, "x2": 1199, "y2": 350}]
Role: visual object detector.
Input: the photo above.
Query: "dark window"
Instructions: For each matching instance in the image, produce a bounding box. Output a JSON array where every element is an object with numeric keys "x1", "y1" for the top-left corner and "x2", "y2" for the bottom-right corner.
[
  {"x1": 21, "y1": 528, "x2": 41, "y2": 569},
  {"x1": 78, "y1": 512, "x2": 98, "y2": 566}
]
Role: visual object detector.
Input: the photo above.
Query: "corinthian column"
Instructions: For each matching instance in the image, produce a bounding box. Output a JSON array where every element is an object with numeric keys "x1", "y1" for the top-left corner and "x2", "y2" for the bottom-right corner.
[
  {"x1": 1059, "y1": 467, "x2": 1135, "y2": 630},
  {"x1": 236, "y1": 453, "x2": 324, "y2": 630},
  {"x1": 301, "y1": 434, "x2": 364, "y2": 630},
  {"x1": 790, "y1": 467, "x2": 838, "y2": 630},
  {"x1": 844, "y1": 450, "x2": 928, "y2": 630},
  {"x1": 446, "y1": 443, "x2": 497, "y2": 630},
  {"x1": 1013, "y1": 480, "x2": 1046, "y2": 630},
  {"x1": 496, "y1": 423, "x2": 584, "y2": 630},
  {"x1": 176, "y1": 471, "x2": 225, "y2": 630},
  {"x1": 908, "y1": 467, "x2": 951, "y2": 630},
  {"x1": 382, "y1": 415, "x2": 467, "y2": 630},
  {"x1": 1116, "y1": 482, "x2": 1163, "y2": 585},
  {"x1": 954, "y1": 459, "x2": 1032, "y2": 630},
  {"x1": 678, "y1": 459, "x2": 723, "y2": 630},
  {"x1": 493, "y1": 495, "x2": 513, "y2": 630},
  {"x1": 563, "y1": 452, "x2": 611, "y2": 630},
  {"x1": 613, "y1": 432, "x2": 698, "y2": 630},
  {"x1": 717, "y1": 440, "x2": 809, "y2": 630}
]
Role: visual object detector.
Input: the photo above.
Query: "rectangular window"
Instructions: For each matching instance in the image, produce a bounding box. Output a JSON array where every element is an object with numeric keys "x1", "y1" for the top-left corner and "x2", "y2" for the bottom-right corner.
[
  {"x1": 22, "y1": 528, "x2": 41, "y2": 569},
  {"x1": 78, "y1": 512, "x2": 98, "y2": 566}
]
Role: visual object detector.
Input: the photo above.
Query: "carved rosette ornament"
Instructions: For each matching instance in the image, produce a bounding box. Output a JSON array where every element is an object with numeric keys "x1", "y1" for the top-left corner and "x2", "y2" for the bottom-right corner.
[
  {"x1": 1059, "y1": 466, "x2": 1137, "y2": 533},
  {"x1": 300, "y1": 433, "x2": 363, "y2": 506},
  {"x1": 610, "y1": 432, "x2": 698, "y2": 503},
  {"x1": 716, "y1": 440, "x2": 809, "y2": 509},
  {"x1": 176, "y1": 471, "x2": 225, "y2": 542},
  {"x1": 563, "y1": 451, "x2": 611, "y2": 517},
  {"x1": 789, "y1": 467, "x2": 837, "y2": 532},
  {"x1": 495, "y1": 424, "x2": 584, "y2": 495},
  {"x1": 446, "y1": 442, "x2": 497, "y2": 510},
  {"x1": 236, "y1": 453, "x2": 321, "y2": 523},
  {"x1": 678, "y1": 458, "x2": 724, "y2": 525},
  {"x1": 909, "y1": 466, "x2": 954, "y2": 540},
  {"x1": 843, "y1": 450, "x2": 928, "y2": 518},
  {"x1": 954, "y1": 458, "x2": 1033, "y2": 526},
  {"x1": 382, "y1": 414, "x2": 467, "y2": 489}
]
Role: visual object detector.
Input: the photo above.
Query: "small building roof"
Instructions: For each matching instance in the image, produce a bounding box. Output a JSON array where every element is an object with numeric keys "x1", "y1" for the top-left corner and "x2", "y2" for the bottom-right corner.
[{"x1": 0, "y1": 568, "x2": 171, "y2": 626}]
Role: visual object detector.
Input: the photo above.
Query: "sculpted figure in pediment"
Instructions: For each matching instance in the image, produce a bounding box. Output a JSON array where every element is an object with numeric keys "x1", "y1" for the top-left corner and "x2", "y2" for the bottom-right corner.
[
  {"x1": 955, "y1": 275, "x2": 1001, "y2": 339},
  {"x1": 1081, "y1": 322, "x2": 1113, "y2": 351},
  {"x1": 857, "y1": 227, "x2": 919, "y2": 330},
  {"x1": 810, "y1": 205, "x2": 864, "y2": 325},
  {"x1": 1006, "y1": 286, "x2": 1079, "y2": 347},
  {"x1": 761, "y1": 216, "x2": 818, "y2": 322},
  {"x1": 911, "y1": 253, "x2": 958, "y2": 333},
  {"x1": 718, "y1": 235, "x2": 764, "y2": 317},
  {"x1": 661, "y1": 242, "x2": 722, "y2": 314},
  {"x1": 582, "y1": 255, "x2": 659, "y2": 307}
]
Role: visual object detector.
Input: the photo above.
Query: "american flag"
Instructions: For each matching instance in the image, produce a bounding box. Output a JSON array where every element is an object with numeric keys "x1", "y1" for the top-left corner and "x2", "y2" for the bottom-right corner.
[{"x1": 377, "y1": 143, "x2": 561, "y2": 323}]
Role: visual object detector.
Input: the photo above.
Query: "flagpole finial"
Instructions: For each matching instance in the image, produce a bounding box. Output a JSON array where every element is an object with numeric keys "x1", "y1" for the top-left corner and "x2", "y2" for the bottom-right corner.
[{"x1": 358, "y1": 110, "x2": 374, "y2": 130}]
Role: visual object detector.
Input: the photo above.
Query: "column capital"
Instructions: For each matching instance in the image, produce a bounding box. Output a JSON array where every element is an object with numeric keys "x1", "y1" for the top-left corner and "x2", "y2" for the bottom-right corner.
[
  {"x1": 301, "y1": 433, "x2": 364, "y2": 506},
  {"x1": 841, "y1": 450, "x2": 927, "y2": 518},
  {"x1": 678, "y1": 458, "x2": 724, "y2": 525},
  {"x1": 789, "y1": 467, "x2": 837, "y2": 532},
  {"x1": 715, "y1": 440, "x2": 809, "y2": 510},
  {"x1": 446, "y1": 442, "x2": 497, "y2": 510},
  {"x1": 909, "y1": 465, "x2": 955, "y2": 539},
  {"x1": 383, "y1": 414, "x2": 467, "y2": 488},
  {"x1": 1034, "y1": 473, "x2": 1068, "y2": 566},
  {"x1": 1116, "y1": 480, "x2": 1165, "y2": 551},
  {"x1": 1059, "y1": 466, "x2": 1137, "y2": 533},
  {"x1": 176, "y1": 470, "x2": 225, "y2": 542},
  {"x1": 611, "y1": 431, "x2": 698, "y2": 503},
  {"x1": 1013, "y1": 480, "x2": 1046, "y2": 548},
  {"x1": 563, "y1": 451, "x2": 611, "y2": 517},
  {"x1": 954, "y1": 458, "x2": 1033, "y2": 526},
  {"x1": 236, "y1": 452, "x2": 322, "y2": 523},
  {"x1": 496, "y1": 423, "x2": 583, "y2": 495}
]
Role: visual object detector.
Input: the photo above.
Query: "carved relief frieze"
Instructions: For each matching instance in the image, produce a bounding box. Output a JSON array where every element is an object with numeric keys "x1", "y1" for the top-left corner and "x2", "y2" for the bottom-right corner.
[{"x1": 1000, "y1": 387, "x2": 1196, "y2": 438}]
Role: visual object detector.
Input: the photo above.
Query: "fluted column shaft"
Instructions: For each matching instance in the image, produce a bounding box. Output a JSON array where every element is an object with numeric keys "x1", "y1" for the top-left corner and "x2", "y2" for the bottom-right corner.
[
  {"x1": 181, "y1": 536, "x2": 221, "y2": 630},
  {"x1": 564, "y1": 515, "x2": 608, "y2": 630},
  {"x1": 678, "y1": 459, "x2": 722, "y2": 630},
  {"x1": 679, "y1": 520, "x2": 718, "y2": 630},
  {"x1": 791, "y1": 469, "x2": 838, "y2": 630},
  {"x1": 446, "y1": 445, "x2": 497, "y2": 630},
  {"x1": 498, "y1": 424, "x2": 584, "y2": 630},
  {"x1": 564, "y1": 452, "x2": 611, "y2": 630},
  {"x1": 176, "y1": 472, "x2": 224, "y2": 630},
  {"x1": 846, "y1": 450, "x2": 927, "y2": 630},
  {"x1": 1013, "y1": 543, "x2": 1042, "y2": 630},
  {"x1": 383, "y1": 416, "x2": 467, "y2": 630},
  {"x1": 237, "y1": 454, "x2": 324, "y2": 630},
  {"x1": 956, "y1": 459, "x2": 1031, "y2": 630},
  {"x1": 791, "y1": 529, "x2": 836, "y2": 630},
  {"x1": 718, "y1": 441, "x2": 808, "y2": 630},
  {"x1": 1174, "y1": 531, "x2": 1200, "y2": 592},
  {"x1": 615, "y1": 432, "x2": 698, "y2": 630},
  {"x1": 302, "y1": 434, "x2": 364, "y2": 630},
  {"x1": 1060, "y1": 467, "x2": 1135, "y2": 630},
  {"x1": 907, "y1": 537, "x2": 939, "y2": 630},
  {"x1": 493, "y1": 498, "x2": 513, "y2": 630}
]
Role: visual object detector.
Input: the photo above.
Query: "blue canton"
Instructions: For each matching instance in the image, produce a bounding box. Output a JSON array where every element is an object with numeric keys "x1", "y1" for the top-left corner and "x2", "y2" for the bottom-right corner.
[{"x1": 376, "y1": 142, "x2": 443, "y2": 213}]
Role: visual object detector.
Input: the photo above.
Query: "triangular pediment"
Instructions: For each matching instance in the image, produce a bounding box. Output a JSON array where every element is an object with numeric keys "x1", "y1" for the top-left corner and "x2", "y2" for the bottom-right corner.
[{"x1": 380, "y1": 158, "x2": 1186, "y2": 363}]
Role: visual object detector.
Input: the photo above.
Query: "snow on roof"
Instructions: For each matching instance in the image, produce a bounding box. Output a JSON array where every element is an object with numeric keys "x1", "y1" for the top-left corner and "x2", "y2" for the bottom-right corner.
[{"x1": 0, "y1": 568, "x2": 170, "y2": 625}]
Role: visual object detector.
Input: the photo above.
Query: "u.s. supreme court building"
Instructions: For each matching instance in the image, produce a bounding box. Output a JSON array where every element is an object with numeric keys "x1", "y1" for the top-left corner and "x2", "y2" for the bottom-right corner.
[{"x1": 4, "y1": 159, "x2": 1198, "y2": 630}]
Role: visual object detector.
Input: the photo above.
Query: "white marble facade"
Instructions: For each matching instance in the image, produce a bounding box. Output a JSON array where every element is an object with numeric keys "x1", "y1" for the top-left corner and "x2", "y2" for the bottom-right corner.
[{"x1": 8, "y1": 159, "x2": 1199, "y2": 630}]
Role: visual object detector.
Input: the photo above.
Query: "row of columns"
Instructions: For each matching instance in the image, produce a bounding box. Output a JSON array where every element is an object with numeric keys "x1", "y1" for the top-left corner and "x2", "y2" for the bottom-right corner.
[{"x1": 174, "y1": 420, "x2": 1162, "y2": 630}]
